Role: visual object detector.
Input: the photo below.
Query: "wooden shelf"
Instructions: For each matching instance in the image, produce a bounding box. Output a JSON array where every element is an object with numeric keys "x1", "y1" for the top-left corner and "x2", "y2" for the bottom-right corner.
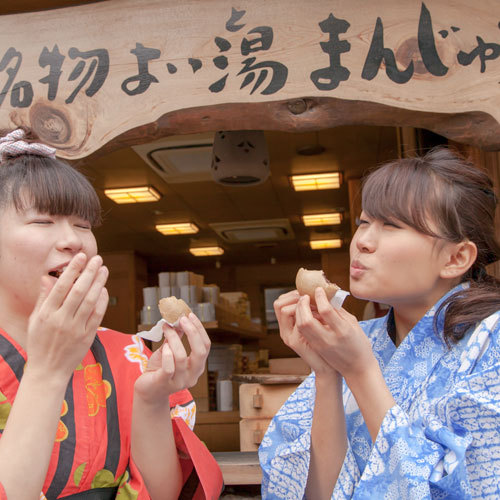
[
  {"x1": 232, "y1": 373, "x2": 308, "y2": 385},
  {"x1": 138, "y1": 320, "x2": 266, "y2": 342},
  {"x1": 206, "y1": 320, "x2": 266, "y2": 342}
]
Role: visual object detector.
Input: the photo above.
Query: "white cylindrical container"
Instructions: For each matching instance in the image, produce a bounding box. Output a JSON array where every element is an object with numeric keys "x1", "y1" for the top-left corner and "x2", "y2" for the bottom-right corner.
[
  {"x1": 195, "y1": 302, "x2": 216, "y2": 322},
  {"x1": 158, "y1": 272, "x2": 176, "y2": 287},
  {"x1": 180, "y1": 285, "x2": 198, "y2": 304},
  {"x1": 141, "y1": 305, "x2": 161, "y2": 325},
  {"x1": 142, "y1": 287, "x2": 159, "y2": 307},
  {"x1": 216, "y1": 379, "x2": 233, "y2": 411},
  {"x1": 202, "y1": 285, "x2": 220, "y2": 304},
  {"x1": 176, "y1": 271, "x2": 190, "y2": 287}
]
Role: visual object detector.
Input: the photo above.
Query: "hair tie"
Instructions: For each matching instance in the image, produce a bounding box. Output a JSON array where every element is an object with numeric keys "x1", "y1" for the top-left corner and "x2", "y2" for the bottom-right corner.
[{"x1": 0, "y1": 129, "x2": 57, "y2": 164}]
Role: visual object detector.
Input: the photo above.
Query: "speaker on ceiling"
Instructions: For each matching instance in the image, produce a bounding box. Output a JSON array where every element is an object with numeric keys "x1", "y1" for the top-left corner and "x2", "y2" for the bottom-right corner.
[{"x1": 211, "y1": 130, "x2": 270, "y2": 186}]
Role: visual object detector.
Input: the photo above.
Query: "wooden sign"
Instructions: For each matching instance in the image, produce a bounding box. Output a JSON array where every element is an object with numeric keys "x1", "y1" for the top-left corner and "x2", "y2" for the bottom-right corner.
[{"x1": 1, "y1": 0, "x2": 499, "y2": 158}]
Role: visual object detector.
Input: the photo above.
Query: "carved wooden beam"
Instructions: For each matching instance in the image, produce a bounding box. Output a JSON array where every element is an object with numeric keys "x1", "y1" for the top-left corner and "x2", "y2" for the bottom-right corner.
[{"x1": 1, "y1": 0, "x2": 499, "y2": 158}]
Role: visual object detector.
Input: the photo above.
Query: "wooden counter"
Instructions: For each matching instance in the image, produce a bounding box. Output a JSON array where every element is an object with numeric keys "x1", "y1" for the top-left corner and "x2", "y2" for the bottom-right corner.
[{"x1": 212, "y1": 451, "x2": 262, "y2": 485}]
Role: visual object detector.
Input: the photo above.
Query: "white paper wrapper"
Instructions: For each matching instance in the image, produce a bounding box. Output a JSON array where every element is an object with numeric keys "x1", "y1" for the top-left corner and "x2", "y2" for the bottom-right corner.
[
  {"x1": 137, "y1": 319, "x2": 166, "y2": 342},
  {"x1": 330, "y1": 289, "x2": 350, "y2": 310},
  {"x1": 136, "y1": 316, "x2": 186, "y2": 342}
]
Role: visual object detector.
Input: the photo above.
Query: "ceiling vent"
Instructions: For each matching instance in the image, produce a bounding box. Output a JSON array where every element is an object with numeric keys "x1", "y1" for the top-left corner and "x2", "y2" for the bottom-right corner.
[
  {"x1": 132, "y1": 132, "x2": 214, "y2": 183},
  {"x1": 210, "y1": 219, "x2": 294, "y2": 243}
]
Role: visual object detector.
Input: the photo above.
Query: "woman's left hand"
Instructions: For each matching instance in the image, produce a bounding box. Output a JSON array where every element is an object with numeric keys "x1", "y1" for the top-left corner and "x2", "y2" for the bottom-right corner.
[
  {"x1": 134, "y1": 313, "x2": 210, "y2": 405},
  {"x1": 296, "y1": 288, "x2": 377, "y2": 381}
]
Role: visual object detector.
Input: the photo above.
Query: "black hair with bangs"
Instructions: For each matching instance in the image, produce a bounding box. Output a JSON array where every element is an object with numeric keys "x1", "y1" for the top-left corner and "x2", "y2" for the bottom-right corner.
[{"x1": 0, "y1": 152, "x2": 101, "y2": 227}]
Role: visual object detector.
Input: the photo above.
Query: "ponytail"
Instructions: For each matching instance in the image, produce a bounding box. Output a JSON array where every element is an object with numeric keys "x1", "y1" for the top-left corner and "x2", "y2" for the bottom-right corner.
[{"x1": 438, "y1": 272, "x2": 500, "y2": 344}]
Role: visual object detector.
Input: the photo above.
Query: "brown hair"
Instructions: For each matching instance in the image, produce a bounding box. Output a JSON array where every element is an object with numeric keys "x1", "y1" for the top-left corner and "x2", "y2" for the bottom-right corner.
[
  {"x1": 0, "y1": 128, "x2": 101, "y2": 226},
  {"x1": 362, "y1": 146, "x2": 500, "y2": 344}
]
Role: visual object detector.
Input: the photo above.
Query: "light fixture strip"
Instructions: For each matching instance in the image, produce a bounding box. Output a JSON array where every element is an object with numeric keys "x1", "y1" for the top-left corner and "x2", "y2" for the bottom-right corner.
[
  {"x1": 104, "y1": 186, "x2": 161, "y2": 204},
  {"x1": 156, "y1": 223, "x2": 199, "y2": 235},
  {"x1": 291, "y1": 172, "x2": 342, "y2": 191},
  {"x1": 309, "y1": 239, "x2": 342, "y2": 250},
  {"x1": 302, "y1": 213, "x2": 342, "y2": 226},
  {"x1": 189, "y1": 246, "x2": 224, "y2": 256}
]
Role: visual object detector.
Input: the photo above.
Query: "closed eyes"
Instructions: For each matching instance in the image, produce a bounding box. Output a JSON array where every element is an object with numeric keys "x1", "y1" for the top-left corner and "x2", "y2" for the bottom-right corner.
[
  {"x1": 383, "y1": 221, "x2": 401, "y2": 229},
  {"x1": 355, "y1": 217, "x2": 401, "y2": 229}
]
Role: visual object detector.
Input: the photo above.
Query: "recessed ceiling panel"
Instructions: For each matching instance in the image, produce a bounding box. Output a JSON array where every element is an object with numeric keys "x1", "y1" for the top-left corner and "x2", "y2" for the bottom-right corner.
[
  {"x1": 210, "y1": 219, "x2": 294, "y2": 243},
  {"x1": 132, "y1": 132, "x2": 214, "y2": 183}
]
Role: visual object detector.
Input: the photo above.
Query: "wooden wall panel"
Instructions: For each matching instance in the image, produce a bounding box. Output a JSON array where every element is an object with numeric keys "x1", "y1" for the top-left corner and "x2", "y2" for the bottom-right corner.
[
  {"x1": 347, "y1": 178, "x2": 362, "y2": 238},
  {"x1": 464, "y1": 148, "x2": 500, "y2": 279},
  {"x1": 194, "y1": 410, "x2": 240, "y2": 452},
  {"x1": 101, "y1": 251, "x2": 147, "y2": 334}
]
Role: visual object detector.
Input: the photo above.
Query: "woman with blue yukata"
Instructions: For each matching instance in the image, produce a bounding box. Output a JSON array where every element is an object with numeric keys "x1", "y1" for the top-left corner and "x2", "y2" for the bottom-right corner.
[{"x1": 260, "y1": 147, "x2": 500, "y2": 499}]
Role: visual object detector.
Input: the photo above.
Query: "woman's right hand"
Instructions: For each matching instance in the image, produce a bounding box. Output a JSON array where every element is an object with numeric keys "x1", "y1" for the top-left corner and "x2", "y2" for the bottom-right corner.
[
  {"x1": 274, "y1": 290, "x2": 337, "y2": 377},
  {"x1": 26, "y1": 253, "x2": 109, "y2": 381}
]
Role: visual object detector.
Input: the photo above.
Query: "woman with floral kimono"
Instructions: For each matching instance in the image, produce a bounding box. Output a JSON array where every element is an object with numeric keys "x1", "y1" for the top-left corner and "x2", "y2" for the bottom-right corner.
[
  {"x1": 260, "y1": 147, "x2": 500, "y2": 499},
  {"x1": 0, "y1": 129, "x2": 223, "y2": 499}
]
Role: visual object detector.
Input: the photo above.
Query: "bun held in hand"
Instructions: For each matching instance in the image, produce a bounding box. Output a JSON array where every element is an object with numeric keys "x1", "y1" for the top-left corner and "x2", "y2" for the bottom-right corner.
[
  {"x1": 295, "y1": 267, "x2": 340, "y2": 305},
  {"x1": 158, "y1": 296, "x2": 192, "y2": 325}
]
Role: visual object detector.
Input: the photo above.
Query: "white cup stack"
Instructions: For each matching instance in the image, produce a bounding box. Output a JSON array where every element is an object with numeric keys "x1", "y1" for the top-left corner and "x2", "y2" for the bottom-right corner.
[
  {"x1": 158, "y1": 272, "x2": 177, "y2": 287},
  {"x1": 202, "y1": 285, "x2": 220, "y2": 304},
  {"x1": 195, "y1": 302, "x2": 216, "y2": 322},
  {"x1": 155, "y1": 271, "x2": 208, "y2": 322},
  {"x1": 141, "y1": 286, "x2": 161, "y2": 325}
]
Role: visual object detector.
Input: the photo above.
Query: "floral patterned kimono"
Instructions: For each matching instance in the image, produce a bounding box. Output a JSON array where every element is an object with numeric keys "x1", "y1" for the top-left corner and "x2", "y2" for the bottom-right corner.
[
  {"x1": 260, "y1": 285, "x2": 500, "y2": 499},
  {"x1": 0, "y1": 327, "x2": 223, "y2": 499}
]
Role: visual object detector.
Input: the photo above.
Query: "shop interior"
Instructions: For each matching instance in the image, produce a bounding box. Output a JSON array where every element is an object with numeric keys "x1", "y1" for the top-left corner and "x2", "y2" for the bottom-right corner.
[{"x1": 75, "y1": 125, "x2": 447, "y2": 458}]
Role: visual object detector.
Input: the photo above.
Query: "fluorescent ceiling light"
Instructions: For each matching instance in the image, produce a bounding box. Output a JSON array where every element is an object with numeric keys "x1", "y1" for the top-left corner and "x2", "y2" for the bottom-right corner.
[
  {"x1": 290, "y1": 172, "x2": 342, "y2": 191},
  {"x1": 189, "y1": 246, "x2": 224, "y2": 256},
  {"x1": 104, "y1": 186, "x2": 161, "y2": 204},
  {"x1": 156, "y1": 223, "x2": 199, "y2": 235},
  {"x1": 310, "y1": 239, "x2": 342, "y2": 250},
  {"x1": 302, "y1": 213, "x2": 342, "y2": 226}
]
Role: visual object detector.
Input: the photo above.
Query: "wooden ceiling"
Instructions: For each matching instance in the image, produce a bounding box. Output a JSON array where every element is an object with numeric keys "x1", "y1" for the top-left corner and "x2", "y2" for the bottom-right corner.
[{"x1": 81, "y1": 126, "x2": 399, "y2": 271}]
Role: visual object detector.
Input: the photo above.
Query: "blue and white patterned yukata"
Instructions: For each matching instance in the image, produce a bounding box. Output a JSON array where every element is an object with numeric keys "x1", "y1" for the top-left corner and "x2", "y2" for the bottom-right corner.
[{"x1": 259, "y1": 284, "x2": 500, "y2": 499}]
